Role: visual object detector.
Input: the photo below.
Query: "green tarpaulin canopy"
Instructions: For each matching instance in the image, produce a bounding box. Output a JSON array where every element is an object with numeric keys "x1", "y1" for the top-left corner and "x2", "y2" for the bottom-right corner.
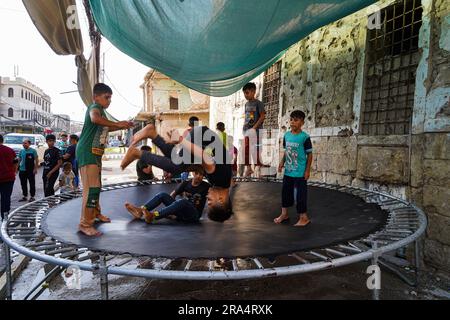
[{"x1": 89, "y1": 0, "x2": 375, "y2": 96}]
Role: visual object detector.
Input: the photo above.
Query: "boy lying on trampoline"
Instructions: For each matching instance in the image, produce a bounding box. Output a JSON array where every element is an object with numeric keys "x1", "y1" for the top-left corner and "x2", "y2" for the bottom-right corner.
[
  {"x1": 121, "y1": 123, "x2": 233, "y2": 222},
  {"x1": 124, "y1": 170, "x2": 210, "y2": 223}
]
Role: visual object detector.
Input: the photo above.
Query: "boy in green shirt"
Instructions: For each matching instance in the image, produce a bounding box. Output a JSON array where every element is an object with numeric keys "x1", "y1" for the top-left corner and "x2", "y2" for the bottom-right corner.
[{"x1": 76, "y1": 83, "x2": 134, "y2": 237}]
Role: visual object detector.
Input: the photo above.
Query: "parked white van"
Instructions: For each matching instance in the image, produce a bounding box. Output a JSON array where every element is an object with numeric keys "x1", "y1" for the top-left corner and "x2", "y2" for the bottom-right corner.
[{"x1": 4, "y1": 133, "x2": 47, "y2": 162}]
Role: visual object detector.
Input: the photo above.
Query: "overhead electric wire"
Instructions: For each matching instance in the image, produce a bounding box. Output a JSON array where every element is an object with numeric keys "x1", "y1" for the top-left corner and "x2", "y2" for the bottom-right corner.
[{"x1": 103, "y1": 72, "x2": 141, "y2": 110}]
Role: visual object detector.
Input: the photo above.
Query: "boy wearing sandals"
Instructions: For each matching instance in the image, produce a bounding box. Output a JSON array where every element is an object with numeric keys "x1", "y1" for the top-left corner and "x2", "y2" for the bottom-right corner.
[{"x1": 274, "y1": 110, "x2": 313, "y2": 227}]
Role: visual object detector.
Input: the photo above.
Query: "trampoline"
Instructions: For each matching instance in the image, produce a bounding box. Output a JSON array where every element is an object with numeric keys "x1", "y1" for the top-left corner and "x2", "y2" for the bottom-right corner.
[{"x1": 1, "y1": 178, "x2": 427, "y2": 300}]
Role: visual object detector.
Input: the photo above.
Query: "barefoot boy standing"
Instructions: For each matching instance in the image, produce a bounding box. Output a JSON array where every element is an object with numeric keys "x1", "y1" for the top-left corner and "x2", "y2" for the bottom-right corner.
[
  {"x1": 274, "y1": 110, "x2": 313, "y2": 227},
  {"x1": 76, "y1": 83, "x2": 134, "y2": 236}
]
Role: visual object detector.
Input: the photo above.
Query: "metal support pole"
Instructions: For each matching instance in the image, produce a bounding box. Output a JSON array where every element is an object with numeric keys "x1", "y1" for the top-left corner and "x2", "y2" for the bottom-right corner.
[
  {"x1": 371, "y1": 242, "x2": 380, "y2": 301},
  {"x1": 3, "y1": 242, "x2": 13, "y2": 300},
  {"x1": 99, "y1": 255, "x2": 109, "y2": 300},
  {"x1": 414, "y1": 239, "x2": 421, "y2": 286}
]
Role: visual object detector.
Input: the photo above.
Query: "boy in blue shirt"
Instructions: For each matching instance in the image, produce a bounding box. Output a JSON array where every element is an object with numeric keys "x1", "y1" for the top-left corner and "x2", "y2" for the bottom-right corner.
[
  {"x1": 274, "y1": 110, "x2": 313, "y2": 227},
  {"x1": 18, "y1": 139, "x2": 39, "y2": 202}
]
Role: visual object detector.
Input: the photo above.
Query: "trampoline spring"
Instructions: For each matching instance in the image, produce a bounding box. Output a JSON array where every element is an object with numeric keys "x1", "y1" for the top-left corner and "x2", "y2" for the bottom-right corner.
[
  {"x1": 60, "y1": 249, "x2": 87, "y2": 259},
  {"x1": 388, "y1": 220, "x2": 417, "y2": 225},
  {"x1": 388, "y1": 213, "x2": 416, "y2": 219},
  {"x1": 377, "y1": 232, "x2": 407, "y2": 239},
  {"x1": 46, "y1": 247, "x2": 77, "y2": 256},
  {"x1": 232, "y1": 260, "x2": 239, "y2": 271},
  {"x1": 10, "y1": 218, "x2": 38, "y2": 222},
  {"x1": 290, "y1": 253, "x2": 309, "y2": 264},
  {"x1": 338, "y1": 245, "x2": 363, "y2": 253},
  {"x1": 387, "y1": 218, "x2": 415, "y2": 224},
  {"x1": 384, "y1": 229, "x2": 413, "y2": 234},
  {"x1": 309, "y1": 251, "x2": 330, "y2": 261},
  {"x1": 12, "y1": 212, "x2": 37, "y2": 216},
  {"x1": 387, "y1": 222, "x2": 416, "y2": 227},
  {"x1": 12, "y1": 235, "x2": 39, "y2": 240},
  {"x1": 159, "y1": 259, "x2": 172, "y2": 270},
  {"x1": 184, "y1": 260, "x2": 193, "y2": 271},
  {"x1": 389, "y1": 216, "x2": 417, "y2": 220},
  {"x1": 114, "y1": 257, "x2": 133, "y2": 267},
  {"x1": 372, "y1": 235, "x2": 403, "y2": 242},
  {"x1": 380, "y1": 199, "x2": 399, "y2": 205},
  {"x1": 8, "y1": 227, "x2": 36, "y2": 231},
  {"x1": 11, "y1": 231, "x2": 39, "y2": 237},
  {"x1": 25, "y1": 241, "x2": 57, "y2": 248},
  {"x1": 35, "y1": 244, "x2": 63, "y2": 251},
  {"x1": 252, "y1": 258, "x2": 264, "y2": 269},
  {"x1": 105, "y1": 255, "x2": 116, "y2": 262},
  {"x1": 77, "y1": 253, "x2": 99, "y2": 262},
  {"x1": 325, "y1": 248, "x2": 348, "y2": 257}
]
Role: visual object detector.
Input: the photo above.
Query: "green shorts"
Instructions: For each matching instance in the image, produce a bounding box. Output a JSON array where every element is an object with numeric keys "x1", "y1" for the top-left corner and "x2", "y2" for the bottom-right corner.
[{"x1": 77, "y1": 151, "x2": 102, "y2": 168}]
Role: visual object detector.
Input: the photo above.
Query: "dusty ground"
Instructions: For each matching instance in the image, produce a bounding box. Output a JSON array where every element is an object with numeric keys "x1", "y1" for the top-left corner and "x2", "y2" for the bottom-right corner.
[{"x1": 11, "y1": 258, "x2": 450, "y2": 300}]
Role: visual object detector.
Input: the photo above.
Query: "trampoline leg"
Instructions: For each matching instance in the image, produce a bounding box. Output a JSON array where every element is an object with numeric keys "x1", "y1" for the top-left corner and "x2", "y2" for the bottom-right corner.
[
  {"x1": 371, "y1": 242, "x2": 380, "y2": 301},
  {"x1": 414, "y1": 240, "x2": 421, "y2": 286},
  {"x1": 99, "y1": 255, "x2": 109, "y2": 300},
  {"x1": 3, "y1": 242, "x2": 12, "y2": 300}
]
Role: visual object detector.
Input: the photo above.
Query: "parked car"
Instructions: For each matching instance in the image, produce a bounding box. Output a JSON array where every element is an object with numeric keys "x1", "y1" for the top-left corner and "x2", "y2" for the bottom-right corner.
[
  {"x1": 4, "y1": 133, "x2": 47, "y2": 162},
  {"x1": 108, "y1": 139, "x2": 125, "y2": 147}
]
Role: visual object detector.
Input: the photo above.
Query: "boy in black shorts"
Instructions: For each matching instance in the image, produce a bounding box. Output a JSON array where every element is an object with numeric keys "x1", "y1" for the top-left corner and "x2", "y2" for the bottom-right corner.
[
  {"x1": 136, "y1": 145, "x2": 155, "y2": 181},
  {"x1": 121, "y1": 123, "x2": 232, "y2": 222}
]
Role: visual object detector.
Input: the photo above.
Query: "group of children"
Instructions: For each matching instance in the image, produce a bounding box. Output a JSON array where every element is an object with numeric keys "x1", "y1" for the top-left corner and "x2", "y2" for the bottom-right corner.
[
  {"x1": 76, "y1": 82, "x2": 312, "y2": 236},
  {"x1": 42, "y1": 134, "x2": 78, "y2": 196},
  {"x1": 16, "y1": 133, "x2": 79, "y2": 202}
]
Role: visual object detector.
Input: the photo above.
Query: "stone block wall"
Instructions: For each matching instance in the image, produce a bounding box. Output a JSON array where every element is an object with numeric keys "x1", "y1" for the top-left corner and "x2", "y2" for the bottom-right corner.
[
  {"x1": 210, "y1": 0, "x2": 450, "y2": 272},
  {"x1": 280, "y1": 0, "x2": 450, "y2": 271}
]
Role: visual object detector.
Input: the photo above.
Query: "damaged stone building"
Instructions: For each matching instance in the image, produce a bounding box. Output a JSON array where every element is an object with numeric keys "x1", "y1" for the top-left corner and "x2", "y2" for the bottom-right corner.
[
  {"x1": 136, "y1": 70, "x2": 210, "y2": 138},
  {"x1": 210, "y1": 0, "x2": 450, "y2": 272}
]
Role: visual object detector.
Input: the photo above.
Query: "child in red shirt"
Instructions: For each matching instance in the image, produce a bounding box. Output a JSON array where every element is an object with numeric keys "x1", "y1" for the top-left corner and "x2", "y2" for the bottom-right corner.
[{"x1": 0, "y1": 134, "x2": 18, "y2": 220}]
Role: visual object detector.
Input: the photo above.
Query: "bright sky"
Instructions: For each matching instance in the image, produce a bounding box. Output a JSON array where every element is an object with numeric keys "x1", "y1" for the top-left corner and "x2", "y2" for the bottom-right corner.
[{"x1": 0, "y1": 0, "x2": 149, "y2": 122}]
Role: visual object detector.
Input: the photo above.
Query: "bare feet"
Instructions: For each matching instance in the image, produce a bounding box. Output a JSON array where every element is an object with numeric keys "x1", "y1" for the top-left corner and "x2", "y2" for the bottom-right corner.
[
  {"x1": 130, "y1": 124, "x2": 157, "y2": 146},
  {"x1": 121, "y1": 146, "x2": 142, "y2": 170},
  {"x1": 125, "y1": 202, "x2": 144, "y2": 219},
  {"x1": 274, "y1": 214, "x2": 290, "y2": 224},
  {"x1": 244, "y1": 167, "x2": 254, "y2": 177},
  {"x1": 96, "y1": 213, "x2": 111, "y2": 223},
  {"x1": 78, "y1": 224, "x2": 102, "y2": 237},
  {"x1": 166, "y1": 128, "x2": 182, "y2": 144},
  {"x1": 294, "y1": 214, "x2": 311, "y2": 227},
  {"x1": 143, "y1": 209, "x2": 156, "y2": 224}
]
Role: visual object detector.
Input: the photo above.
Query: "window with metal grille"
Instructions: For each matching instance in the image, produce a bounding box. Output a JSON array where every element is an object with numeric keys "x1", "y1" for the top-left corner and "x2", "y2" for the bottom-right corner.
[
  {"x1": 262, "y1": 60, "x2": 282, "y2": 130},
  {"x1": 169, "y1": 97, "x2": 178, "y2": 110},
  {"x1": 361, "y1": 0, "x2": 422, "y2": 136}
]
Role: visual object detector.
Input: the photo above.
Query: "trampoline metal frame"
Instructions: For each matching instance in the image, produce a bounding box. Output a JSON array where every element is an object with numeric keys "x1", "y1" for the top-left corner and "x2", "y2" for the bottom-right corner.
[{"x1": 1, "y1": 178, "x2": 427, "y2": 300}]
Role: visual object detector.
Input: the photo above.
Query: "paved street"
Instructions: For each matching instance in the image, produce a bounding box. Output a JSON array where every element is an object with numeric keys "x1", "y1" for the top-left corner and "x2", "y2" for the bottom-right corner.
[{"x1": 0, "y1": 156, "x2": 139, "y2": 274}]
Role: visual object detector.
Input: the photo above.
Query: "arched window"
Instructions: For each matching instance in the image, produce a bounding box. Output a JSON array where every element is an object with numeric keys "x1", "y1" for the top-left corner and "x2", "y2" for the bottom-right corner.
[
  {"x1": 8, "y1": 108, "x2": 13, "y2": 117},
  {"x1": 21, "y1": 89, "x2": 24, "y2": 99},
  {"x1": 21, "y1": 110, "x2": 24, "y2": 118},
  {"x1": 8, "y1": 88, "x2": 14, "y2": 97}
]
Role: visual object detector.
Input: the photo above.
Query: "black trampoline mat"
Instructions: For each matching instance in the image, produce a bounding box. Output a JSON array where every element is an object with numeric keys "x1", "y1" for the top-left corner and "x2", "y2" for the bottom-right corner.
[{"x1": 41, "y1": 182, "x2": 388, "y2": 259}]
